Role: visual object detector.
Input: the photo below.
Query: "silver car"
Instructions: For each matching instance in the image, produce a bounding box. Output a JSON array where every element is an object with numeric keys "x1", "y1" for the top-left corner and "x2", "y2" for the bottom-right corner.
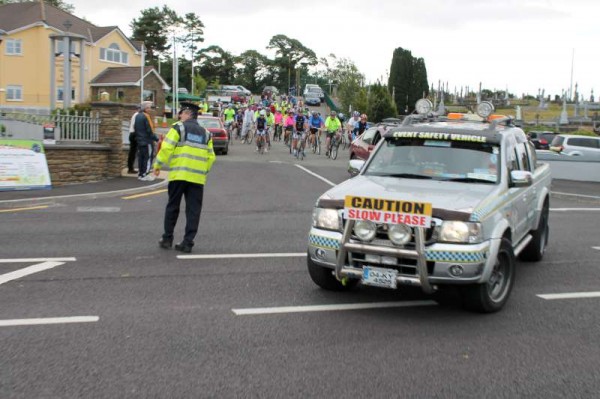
[
  {"x1": 307, "y1": 101, "x2": 552, "y2": 313},
  {"x1": 550, "y1": 134, "x2": 600, "y2": 160}
]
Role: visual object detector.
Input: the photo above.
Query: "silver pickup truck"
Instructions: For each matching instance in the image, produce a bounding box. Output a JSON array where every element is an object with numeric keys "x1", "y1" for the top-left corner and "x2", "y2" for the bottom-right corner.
[{"x1": 307, "y1": 101, "x2": 552, "y2": 313}]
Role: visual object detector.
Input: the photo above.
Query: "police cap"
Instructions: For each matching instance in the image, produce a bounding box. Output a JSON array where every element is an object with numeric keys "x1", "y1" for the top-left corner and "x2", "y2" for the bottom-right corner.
[{"x1": 180, "y1": 102, "x2": 200, "y2": 115}]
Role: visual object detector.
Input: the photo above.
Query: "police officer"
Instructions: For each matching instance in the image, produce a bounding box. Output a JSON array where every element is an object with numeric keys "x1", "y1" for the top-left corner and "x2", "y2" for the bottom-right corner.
[{"x1": 153, "y1": 102, "x2": 216, "y2": 253}]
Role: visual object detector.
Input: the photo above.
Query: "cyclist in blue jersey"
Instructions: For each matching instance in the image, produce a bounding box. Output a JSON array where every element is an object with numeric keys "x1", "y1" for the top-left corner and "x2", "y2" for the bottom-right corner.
[{"x1": 308, "y1": 111, "x2": 324, "y2": 149}]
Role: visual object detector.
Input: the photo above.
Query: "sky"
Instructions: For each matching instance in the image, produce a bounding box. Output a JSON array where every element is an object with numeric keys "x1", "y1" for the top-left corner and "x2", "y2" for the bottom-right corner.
[{"x1": 69, "y1": 0, "x2": 600, "y2": 99}]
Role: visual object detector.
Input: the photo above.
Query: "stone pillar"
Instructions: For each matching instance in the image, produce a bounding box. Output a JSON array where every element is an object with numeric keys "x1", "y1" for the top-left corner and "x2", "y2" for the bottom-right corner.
[{"x1": 91, "y1": 102, "x2": 124, "y2": 178}]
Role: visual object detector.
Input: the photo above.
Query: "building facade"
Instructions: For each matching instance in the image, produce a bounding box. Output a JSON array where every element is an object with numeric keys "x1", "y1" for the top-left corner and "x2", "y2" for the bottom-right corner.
[{"x1": 0, "y1": 1, "x2": 162, "y2": 112}]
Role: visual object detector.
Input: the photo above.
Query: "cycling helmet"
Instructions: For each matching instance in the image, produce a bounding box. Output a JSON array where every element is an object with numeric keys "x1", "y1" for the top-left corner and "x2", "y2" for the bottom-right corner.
[
  {"x1": 353, "y1": 111, "x2": 360, "y2": 117},
  {"x1": 338, "y1": 113, "x2": 345, "y2": 119},
  {"x1": 260, "y1": 110, "x2": 266, "y2": 116},
  {"x1": 330, "y1": 110, "x2": 337, "y2": 116},
  {"x1": 312, "y1": 111, "x2": 318, "y2": 116}
]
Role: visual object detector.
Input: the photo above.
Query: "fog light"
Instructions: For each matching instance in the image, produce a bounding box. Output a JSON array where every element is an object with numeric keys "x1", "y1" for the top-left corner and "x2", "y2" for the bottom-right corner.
[
  {"x1": 388, "y1": 224, "x2": 412, "y2": 246},
  {"x1": 354, "y1": 220, "x2": 377, "y2": 242},
  {"x1": 449, "y1": 264, "x2": 464, "y2": 277},
  {"x1": 315, "y1": 248, "x2": 326, "y2": 260}
]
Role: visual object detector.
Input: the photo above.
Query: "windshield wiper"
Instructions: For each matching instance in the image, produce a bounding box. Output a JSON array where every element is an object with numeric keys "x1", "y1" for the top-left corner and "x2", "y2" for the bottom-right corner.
[
  {"x1": 368, "y1": 173, "x2": 433, "y2": 179},
  {"x1": 444, "y1": 177, "x2": 496, "y2": 184}
]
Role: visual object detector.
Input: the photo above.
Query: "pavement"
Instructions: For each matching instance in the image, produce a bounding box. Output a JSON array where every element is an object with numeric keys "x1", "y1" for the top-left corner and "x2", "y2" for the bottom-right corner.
[
  {"x1": 0, "y1": 168, "x2": 168, "y2": 208},
  {"x1": 1, "y1": 166, "x2": 598, "y2": 209}
]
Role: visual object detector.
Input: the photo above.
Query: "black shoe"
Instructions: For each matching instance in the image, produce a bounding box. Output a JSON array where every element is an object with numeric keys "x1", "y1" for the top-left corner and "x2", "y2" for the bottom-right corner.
[
  {"x1": 158, "y1": 238, "x2": 172, "y2": 249},
  {"x1": 174, "y1": 243, "x2": 192, "y2": 253},
  {"x1": 127, "y1": 169, "x2": 138, "y2": 174}
]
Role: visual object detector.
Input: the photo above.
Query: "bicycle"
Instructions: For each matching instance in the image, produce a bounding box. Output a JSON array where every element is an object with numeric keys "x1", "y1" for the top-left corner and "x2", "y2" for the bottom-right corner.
[
  {"x1": 310, "y1": 128, "x2": 321, "y2": 155},
  {"x1": 326, "y1": 131, "x2": 341, "y2": 160},
  {"x1": 256, "y1": 130, "x2": 266, "y2": 154},
  {"x1": 295, "y1": 131, "x2": 307, "y2": 160}
]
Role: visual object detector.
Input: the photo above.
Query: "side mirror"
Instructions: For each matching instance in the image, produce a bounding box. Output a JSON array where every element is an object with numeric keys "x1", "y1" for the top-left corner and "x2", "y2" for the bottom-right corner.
[
  {"x1": 510, "y1": 170, "x2": 533, "y2": 188},
  {"x1": 348, "y1": 159, "x2": 366, "y2": 177}
]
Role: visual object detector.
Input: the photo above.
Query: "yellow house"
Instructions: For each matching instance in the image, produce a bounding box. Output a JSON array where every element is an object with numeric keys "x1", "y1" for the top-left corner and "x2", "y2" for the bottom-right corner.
[{"x1": 0, "y1": 1, "x2": 144, "y2": 111}]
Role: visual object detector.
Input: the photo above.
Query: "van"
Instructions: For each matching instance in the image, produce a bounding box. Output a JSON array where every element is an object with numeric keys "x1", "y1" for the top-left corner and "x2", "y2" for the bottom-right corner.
[{"x1": 550, "y1": 134, "x2": 600, "y2": 160}]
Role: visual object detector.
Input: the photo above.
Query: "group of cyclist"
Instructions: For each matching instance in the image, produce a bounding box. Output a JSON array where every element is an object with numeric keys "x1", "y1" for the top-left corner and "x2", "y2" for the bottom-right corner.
[{"x1": 219, "y1": 95, "x2": 369, "y2": 158}]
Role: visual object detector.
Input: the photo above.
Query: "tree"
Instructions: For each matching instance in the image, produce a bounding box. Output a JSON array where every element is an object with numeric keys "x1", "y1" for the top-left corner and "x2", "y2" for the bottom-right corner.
[
  {"x1": 130, "y1": 6, "x2": 180, "y2": 65},
  {"x1": 267, "y1": 34, "x2": 317, "y2": 92},
  {"x1": 329, "y1": 57, "x2": 365, "y2": 114},
  {"x1": 179, "y1": 13, "x2": 204, "y2": 95},
  {"x1": 0, "y1": 0, "x2": 74, "y2": 12},
  {"x1": 236, "y1": 50, "x2": 270, "y2": 93},
  {"x1": 388, "y1": 47, "x2": 429, "y2": 114},
  {"x1": 367, "y1": 82, "x2": 397, "y2": 122},
  {"x1": 196, "y1": 45, "x2": 236, "y2": 85}
]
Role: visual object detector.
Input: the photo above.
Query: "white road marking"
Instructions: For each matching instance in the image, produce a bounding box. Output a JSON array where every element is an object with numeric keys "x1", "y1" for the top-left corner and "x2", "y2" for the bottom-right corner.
[
  {"x1": 178, "y1": 252, "x2": 306, "y2": 260},
  {"x1": 76, "y1": 206, "x2": 121, "y2": 212},
  {"x1": 0, "y1": 316, "x2": 99, "y2": 327},
  {"x1": 0, "y1": 257, "x2": 76, "y2": 263},
  {"x1": 550, "y1": 208, "x2": 600, "y2": 212},
  {"x1": 537, "y1": 292, "x2": 600, "y2": 300},
  {"x1": 0, "y1": 261, "x2": 66, "y2": 286},
  {"x1": 232, "y1": 300, "x2": 437, "y2": 315},
  {"x1": 294, "y1": 164, "x2": 336, "y2": 187},
  {"x1": 593, "y1": 247, "x2": 600, "y2": 251},
  {"x1": 552, "y1": 191, "x2": 600, "y2": 200}
]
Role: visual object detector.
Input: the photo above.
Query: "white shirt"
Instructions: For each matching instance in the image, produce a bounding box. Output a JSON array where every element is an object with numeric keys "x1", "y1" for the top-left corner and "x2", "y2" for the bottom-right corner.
[{"x1": 129, "y1": 111, "x2": 139, "y2": 133}]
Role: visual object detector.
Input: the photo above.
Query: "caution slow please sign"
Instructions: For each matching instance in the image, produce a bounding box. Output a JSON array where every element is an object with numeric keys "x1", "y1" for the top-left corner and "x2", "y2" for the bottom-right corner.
[{"x1": 344, "y1": 196, "x2": 432, "y2": 227}]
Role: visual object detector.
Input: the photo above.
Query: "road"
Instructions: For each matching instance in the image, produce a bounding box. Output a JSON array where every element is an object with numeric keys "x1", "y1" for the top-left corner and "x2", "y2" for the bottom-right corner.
[{"x1": 1, "y1": 139, "x2": 600, "y2": 398}]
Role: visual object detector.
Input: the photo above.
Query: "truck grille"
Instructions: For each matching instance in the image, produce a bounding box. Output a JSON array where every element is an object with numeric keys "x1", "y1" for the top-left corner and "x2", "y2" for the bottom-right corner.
[{"x1": 349, "y1": 251, "x2": 435, "y2": 276}]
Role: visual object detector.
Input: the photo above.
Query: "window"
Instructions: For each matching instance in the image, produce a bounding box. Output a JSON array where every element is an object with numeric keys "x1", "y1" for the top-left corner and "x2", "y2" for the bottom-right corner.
[
  {"x1": 116, "y1": 89, "x2": 125, "y2": 100},
  {"x1": 99, "y1": 43, "x2": 129, "y2": 65},
  {"x1": 515, "y1": 143, "x2": 531, "y2": 172},
  {"x1": 143, "y1": 89, "x2": 155, "y2": 103},
  {"x1": 361, "y1": 127, "x2": 378, "y2": 144},
  {"x1": 55, "y1": 41, "x2": 77, "y2": 55},
  {"x1": 5, "y1": 39, "x2": 22, "y2": 55},
  {"x1": 568, "y1": 137, "x2": 600, "y2": 149},
  {"x1": 6, "y1": 85, "x2": 23, "y2": 101},
  {"x1": 57, "y1": 88, "x2": 76, "y2": 102}
]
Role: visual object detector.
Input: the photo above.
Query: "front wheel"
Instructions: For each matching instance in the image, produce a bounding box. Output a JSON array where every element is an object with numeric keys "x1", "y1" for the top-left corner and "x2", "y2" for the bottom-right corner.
[
  {"x1": 331, "y1": 138, "x2": 339, "y2": 160},
  {"x1": 460, "y1": 238, "x2": 515, "y2": 313},
  {"x1": 307, "y1": 255, "x2": 357, "y2": 291}
]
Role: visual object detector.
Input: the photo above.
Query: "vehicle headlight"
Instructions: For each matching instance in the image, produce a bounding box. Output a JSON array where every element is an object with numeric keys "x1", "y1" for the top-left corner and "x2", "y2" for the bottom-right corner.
[
  {"x1": 439, "y1": 221, "x2": 482, "y2": 244},
  {"x1": 312, "y1": 208, "x2": 340, "y2": 231},
  {"x1": 354, "y1": 220, "x2": 377, "y2": 242},
  {"x1": 388, "y1": 224, "x2": 412, "y2": 246}
]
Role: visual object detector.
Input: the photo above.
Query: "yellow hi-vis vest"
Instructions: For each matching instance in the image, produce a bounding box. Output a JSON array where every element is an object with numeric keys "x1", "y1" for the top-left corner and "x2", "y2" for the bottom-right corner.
[{"x1": 154, "y1": 121, "x2": 216, "y2": 185}]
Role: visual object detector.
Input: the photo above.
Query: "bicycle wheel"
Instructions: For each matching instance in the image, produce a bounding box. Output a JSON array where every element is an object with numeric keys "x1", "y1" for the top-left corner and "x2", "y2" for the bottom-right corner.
[
  {"x1": 317, "y1": 136, "x2": 321, "y2": 155},
  {"x1": 331, "y1": 139, "x2": 339, "y2": 160},
  {"x1": 311, "y1": 136, "x2": 317, "y2": 153}
]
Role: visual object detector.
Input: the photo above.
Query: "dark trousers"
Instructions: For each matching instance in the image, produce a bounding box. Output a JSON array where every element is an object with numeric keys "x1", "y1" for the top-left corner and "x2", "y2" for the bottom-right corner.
[
  {"x1": 137, "y1": 143, "x2": 152, "y2": 177},
  {"x1": 128, "y1": 133, "x2": 137, "y2": 171},
  {"x1": 163, "y1": 180, "x2": 204, "y2": 246}
]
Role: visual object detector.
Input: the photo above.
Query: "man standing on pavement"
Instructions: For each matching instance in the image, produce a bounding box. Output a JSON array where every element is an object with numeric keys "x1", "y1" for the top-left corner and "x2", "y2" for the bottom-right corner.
[
  {"x1": 153, "y1": 102, "x2": 216, "y2": 253},
  {"x1": 134, "y1": 101, "x2": 158, "y2": 181},
  {"x1": 127, "y1": 105, "x2": 140, "y2": 174}
]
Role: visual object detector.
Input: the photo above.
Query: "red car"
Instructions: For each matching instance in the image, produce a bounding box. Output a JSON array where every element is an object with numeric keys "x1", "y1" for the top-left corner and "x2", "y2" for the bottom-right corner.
[
  {"x1": 197, "y1": 115, "x2": 229, "y2": 155},
  {"x1": 349, "y1": 119, "x2": 402, "y2": 160}
]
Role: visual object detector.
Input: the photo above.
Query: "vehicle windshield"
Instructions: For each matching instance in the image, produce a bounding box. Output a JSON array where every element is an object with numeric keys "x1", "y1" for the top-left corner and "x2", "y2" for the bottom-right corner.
[
  {"x1": 364, "y1": 138, "x2": 500, "y2": 183},
  {"x1": 197, "y1": 119, "x2": 222, "y2": 129}
]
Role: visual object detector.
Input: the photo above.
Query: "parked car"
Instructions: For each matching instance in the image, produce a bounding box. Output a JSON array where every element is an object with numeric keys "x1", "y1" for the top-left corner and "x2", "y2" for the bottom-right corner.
[
  {"x1": 528, "y1": 131, "x2": 556, "y2": 150},
  {"x1": 304, "y1": 86, "x2": 324, "y2": 102},
  {"x1": 236, "y1": 85, "x2": 252, "y2": 96},
  {"x1": 349, "y1": 120, "x2": 402, "y2": 160},
  {"x1": 550, "y1": 134, "x2": 600, "y2": 160},
  {"x1": 304, "y1": 93, "x2": 321, "y2": 106},
  {"x1": 197, "y1": 115, "x2": 229, "y2": 155}
]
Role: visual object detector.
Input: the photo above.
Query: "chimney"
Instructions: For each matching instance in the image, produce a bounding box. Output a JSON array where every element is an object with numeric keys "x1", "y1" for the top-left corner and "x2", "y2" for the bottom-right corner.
[{"x1": 40, "y1": 0, "x2": 47, "y2": 22}]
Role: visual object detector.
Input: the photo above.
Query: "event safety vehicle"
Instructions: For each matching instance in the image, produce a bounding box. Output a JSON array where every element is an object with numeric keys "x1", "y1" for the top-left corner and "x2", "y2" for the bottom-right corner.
[{"x1": 307, "y1": 100, "x2": 552, "y2": 313}]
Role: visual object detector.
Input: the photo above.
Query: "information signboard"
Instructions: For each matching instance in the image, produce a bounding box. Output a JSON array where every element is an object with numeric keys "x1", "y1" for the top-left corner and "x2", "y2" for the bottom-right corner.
[{"x1": 0, "y1": 139, "x2": 52, "y2": 191}]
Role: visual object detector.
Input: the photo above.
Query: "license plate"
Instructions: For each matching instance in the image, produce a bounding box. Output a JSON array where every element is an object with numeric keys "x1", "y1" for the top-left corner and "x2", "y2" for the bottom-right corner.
[{"x1": 362, "y1": 266, "x2": 398, "y2": 289}]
